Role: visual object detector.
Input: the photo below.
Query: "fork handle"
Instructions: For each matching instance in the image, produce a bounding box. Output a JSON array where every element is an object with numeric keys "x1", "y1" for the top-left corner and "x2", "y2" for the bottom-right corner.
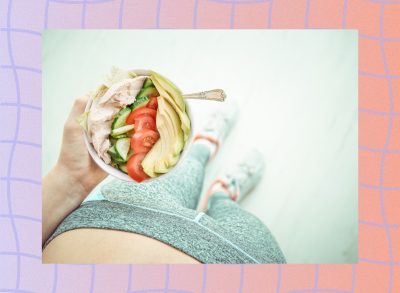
[{"x1": 183, "y1": 89, "x2": 226, "y2": 102}]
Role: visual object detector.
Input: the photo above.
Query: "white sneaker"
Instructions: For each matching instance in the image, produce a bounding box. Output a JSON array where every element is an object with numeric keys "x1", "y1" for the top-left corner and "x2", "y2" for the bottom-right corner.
[
  {"x1": 224, "y1": 148, "x2": 265, "y2": 202},
  {"x1": 194, "y1": 99, "x2": 238, "y2": 157},
  {"x1": 199, "y1": 148, "x2": 265, "y2": 211}
]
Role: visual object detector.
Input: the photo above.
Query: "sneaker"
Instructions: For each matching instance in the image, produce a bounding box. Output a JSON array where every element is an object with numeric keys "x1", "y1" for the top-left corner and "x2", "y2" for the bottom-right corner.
[
  {"x1": 224, "y1": 148, "x2": 265, "y2": 202},
  {"x1": 193, "y1": 99, "x2": 238, "y2": 157},
  {"x1": 199, "y1": 148, "x2": 265, "y2": 211}
]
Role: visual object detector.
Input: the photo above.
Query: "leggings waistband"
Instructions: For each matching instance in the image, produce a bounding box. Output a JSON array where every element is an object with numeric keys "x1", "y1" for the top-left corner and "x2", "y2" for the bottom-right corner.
[{"x1": 46, "y1": 200, "x2": 269, "y2": 264}]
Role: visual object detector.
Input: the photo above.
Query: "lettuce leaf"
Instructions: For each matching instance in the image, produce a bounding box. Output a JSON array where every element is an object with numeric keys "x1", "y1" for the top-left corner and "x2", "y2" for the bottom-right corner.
[
  {"x1": 104, "y1": 67, "x2": 137, "y2": 88},
  {"x1": 76, "y1": 111, "x2": 89, "y2": 132}
]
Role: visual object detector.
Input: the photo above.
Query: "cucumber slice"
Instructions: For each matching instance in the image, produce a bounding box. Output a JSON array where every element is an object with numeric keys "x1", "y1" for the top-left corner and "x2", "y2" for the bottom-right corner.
[
  {"x1": 108, "y1": 145, "x2": 118, "y2": 157},
  {"x1": 143, "y1": 78, "x2": 154, "y2": 88},
  {"x1": 118, "y1": 163, "x2": 128, "y2": 174},
  {"x1": 135, "y1": 86, "x2": 158, "y2": 101},
  {"x1": 113, "y1": 134, "x2": 128, "y2": 139},
  {"x1": 111, "y1": 107, "x2": 131, "y2": 130},
  {"x1": 108, "y1": 145, "x2": 125, "y2": 164},
  {"x1": 115, "y1": 138, "x2": 131, "y2": 161},
  {"x1": 131, "y1": 96, "x2": 149, "y2": 110},
  {"x1": 111, "y1": 124, "x2": 134, "y2": 137}
]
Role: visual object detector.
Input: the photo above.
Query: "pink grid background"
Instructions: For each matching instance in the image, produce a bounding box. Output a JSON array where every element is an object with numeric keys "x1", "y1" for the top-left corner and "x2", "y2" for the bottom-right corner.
[{"x1": 0, "y1": 0, "x2": 399, "y2": 292}]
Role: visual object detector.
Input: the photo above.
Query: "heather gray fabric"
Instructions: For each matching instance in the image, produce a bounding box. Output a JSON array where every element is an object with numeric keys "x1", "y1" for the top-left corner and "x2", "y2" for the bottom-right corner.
[{"x1": 46, "y1": 143, "x2": 286, "y2": 264}]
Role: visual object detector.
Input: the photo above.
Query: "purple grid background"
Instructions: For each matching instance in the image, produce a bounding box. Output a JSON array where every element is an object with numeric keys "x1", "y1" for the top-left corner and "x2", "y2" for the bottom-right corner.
[{"x1": 0, "y1": 0, "x2": 399, "y2": 292}]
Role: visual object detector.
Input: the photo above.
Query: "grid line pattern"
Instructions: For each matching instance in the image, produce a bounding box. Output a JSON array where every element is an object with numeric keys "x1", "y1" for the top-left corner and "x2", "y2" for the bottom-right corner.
[{"x1": 0, "y1": 0, "x2": 399, "y2": 292}]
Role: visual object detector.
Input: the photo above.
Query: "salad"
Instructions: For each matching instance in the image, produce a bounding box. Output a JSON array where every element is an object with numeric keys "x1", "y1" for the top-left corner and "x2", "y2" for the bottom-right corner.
[{"x1": 80, "y1": 68, "x2": 191, "y2": 182}]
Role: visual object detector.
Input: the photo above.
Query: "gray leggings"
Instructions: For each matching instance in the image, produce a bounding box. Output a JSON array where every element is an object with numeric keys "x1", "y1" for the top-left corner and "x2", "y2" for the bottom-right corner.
[{"x1": 47, "y1": 143, "x2": 286, "y2": 263}]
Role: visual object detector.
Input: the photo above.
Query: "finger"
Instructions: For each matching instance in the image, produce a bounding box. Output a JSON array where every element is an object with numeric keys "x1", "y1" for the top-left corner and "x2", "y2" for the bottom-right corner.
[
  {"x1": 68, "y1": 96, "x2": 89, "y2": 121},
  {"x1": 64, "y1": 96, "x2": 89, "y2": 132}
]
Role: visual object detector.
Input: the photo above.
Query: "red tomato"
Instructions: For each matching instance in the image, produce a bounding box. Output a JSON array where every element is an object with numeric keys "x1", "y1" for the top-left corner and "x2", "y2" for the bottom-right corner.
[
  {"x1": 147, "y1": 97, "x2": 158, "y2": 110},
  {"x1": 126, "y1": 107, "x2": 156, "y2": 125},
  {"x1": 135, "y1": 114, "x2": 156, "y2": 132},
  {"x1": 126, "y1": 153, "x2": 150, "y2": 182},
  {"x1": 130, "y1": 129, "x2": 160, "y2": 153}
]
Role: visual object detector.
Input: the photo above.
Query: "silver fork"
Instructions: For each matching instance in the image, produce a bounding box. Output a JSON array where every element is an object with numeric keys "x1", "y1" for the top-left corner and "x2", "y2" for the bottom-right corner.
[{"x1": 183, "y1": 89, "x2": 226, "y2": 102}]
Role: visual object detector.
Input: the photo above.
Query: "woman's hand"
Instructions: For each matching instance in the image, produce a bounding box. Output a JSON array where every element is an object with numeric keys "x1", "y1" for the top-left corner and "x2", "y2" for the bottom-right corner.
[
  {"x1": 56, "y1": 96, "x2": 107, "y2": 200},
  {"x1": 42, "y1": 97, "x2": 107, "y2": 245}
]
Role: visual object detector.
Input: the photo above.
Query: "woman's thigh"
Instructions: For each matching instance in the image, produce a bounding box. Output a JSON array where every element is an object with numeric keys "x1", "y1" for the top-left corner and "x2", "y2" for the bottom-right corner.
[{"x1": 42, "y1": 228, "x2": 201, "y2": 264}]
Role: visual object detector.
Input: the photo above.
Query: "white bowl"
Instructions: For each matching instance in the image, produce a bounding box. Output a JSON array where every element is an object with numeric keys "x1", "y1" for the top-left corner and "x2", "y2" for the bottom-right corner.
[{"x1": 83, "y1": 69, "x2": 193, "y2": 182}]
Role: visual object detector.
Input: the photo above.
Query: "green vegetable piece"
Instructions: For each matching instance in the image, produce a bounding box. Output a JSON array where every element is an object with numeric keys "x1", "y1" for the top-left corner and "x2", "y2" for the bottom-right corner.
[
  {"x1": 130, "y1": 96, "x2": 149, "y2": 110},
  {"x1": 136, "y1": 86, "x2": 158, "y2": 100},
  {"x1": 111, "y1": 107, "x2": 131, "y2": 130},
  {"x1": 111, "y1": 124, "x2": 134, "y2": 137},
  {"x1": 118, "y1": 163, "x2": 128, "y2": 173},
  {"x1": 143, "y1": 78, "x2": 154, "y2": 88},
  {"x1": 115, "y1": 138, "x2": 131, "y2": 161},
  {"x1": 108, "y1": 145, "x2": 125, "y2": 164}
]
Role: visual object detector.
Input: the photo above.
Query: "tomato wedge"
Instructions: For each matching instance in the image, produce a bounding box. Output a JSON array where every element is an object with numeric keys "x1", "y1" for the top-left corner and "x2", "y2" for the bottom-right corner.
[
  {"x1": 130, "y1": 129, "x2": 160, "y2": 153},
  {"x1": 126, "y1": 153, "x2": 150, "y2": 182},
  {"x1": 126, "y1": 107, "x2": 156, "y2": 125},
  {"x1": 147, "y1": 97, "x2": 158, "y2": 110},
  {"x1": 135, "y1": 114, "x2": 156, "y2": 132}
]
